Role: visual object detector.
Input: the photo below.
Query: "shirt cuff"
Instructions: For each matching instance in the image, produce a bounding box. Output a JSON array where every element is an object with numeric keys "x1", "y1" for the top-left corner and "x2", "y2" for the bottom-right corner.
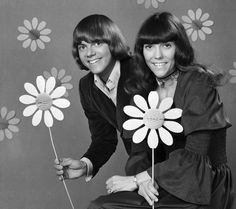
[
  {"x1": 80, "y1": 157, "x2": 93, "y2": 182},
  {"x1": 135, "y1": 171, "x2": 151, "y2": 185}
]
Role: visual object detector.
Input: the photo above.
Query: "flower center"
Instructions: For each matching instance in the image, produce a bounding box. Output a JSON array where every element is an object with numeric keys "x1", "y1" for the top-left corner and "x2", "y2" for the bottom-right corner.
[
  {"x1": 0, "y1": 119, "x2": 8, "y2": 130},
  {"x1": 36, "y1": 93, "x2": 52, "y2": 111},
  {"x1": 192, "y1": 20, "x2": 203, "y2": 30},
  {"x1": 29, "y1": 29, "x2": 40, "y2": 40},
  {"x1": 143, "y1": 108, "x2": 164, "y2": 129}
]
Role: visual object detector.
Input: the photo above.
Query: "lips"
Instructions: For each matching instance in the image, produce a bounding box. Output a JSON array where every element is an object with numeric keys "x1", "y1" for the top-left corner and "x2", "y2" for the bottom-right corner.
[
  {"x1": 152, "y1": 62, "x2": 167, "y2": 68},
  {"x1": 88, "y1": 58, "x2": 101, "y2": 64}
]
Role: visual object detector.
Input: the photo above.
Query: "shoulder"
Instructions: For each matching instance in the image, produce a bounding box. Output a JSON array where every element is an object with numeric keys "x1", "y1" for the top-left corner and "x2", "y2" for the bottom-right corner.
[{"x1": 79, "y1": 72, "x2": 94, "y2": 89}]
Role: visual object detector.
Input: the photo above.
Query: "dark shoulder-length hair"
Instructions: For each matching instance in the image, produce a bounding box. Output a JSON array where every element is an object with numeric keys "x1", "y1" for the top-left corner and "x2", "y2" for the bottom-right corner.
[
  {"x1": 125, "y1": 12, "x2": 200, "y2": 94},
  {"x1": 72, "y1": 14, "x2": 131, "y2": 71}
]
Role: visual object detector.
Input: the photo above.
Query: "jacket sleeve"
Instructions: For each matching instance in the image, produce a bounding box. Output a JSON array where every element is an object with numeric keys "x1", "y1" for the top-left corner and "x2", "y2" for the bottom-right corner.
[{"x1": 79, "y1": 79, "x2": 118, "y2": 177}]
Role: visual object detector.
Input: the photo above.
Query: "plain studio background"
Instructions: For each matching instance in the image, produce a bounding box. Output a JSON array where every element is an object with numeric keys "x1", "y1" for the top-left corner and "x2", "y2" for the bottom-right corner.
[{"x1": 0, "y1": 0, "x2": 235, "y2": 208}]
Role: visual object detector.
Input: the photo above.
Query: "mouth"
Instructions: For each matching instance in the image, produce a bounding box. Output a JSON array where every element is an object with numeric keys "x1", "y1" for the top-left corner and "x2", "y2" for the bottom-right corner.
[
  {"x1": 88, "y1": 58, "x2": 101, "y2": 64},
  {"x1": 152, "y1": 62, "x2": 167, "y2": 68}
]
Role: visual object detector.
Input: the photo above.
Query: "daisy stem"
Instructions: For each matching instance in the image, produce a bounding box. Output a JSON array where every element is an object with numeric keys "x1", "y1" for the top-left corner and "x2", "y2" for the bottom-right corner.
[
  {"x1": 152, "y1": 148, "x2": 154, "y2": 209},
  {"x1": 48, "y1": 127, "x2": 75, "y2": 209}
]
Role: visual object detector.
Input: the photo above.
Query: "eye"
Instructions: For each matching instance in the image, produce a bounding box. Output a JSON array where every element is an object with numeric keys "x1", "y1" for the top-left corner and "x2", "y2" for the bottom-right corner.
[
  {"x1": 144, "y1": 44, "x2": 153, "y2": 50},
  {"x1": 93, "y1": 41, "x2": 103, "y2": 47},
  {"x1": 162, "y1": 42, "x2": 173, "y2": 48},
  {"x1": 78, "y1": 44, "x2": 86, "y2": 51}
]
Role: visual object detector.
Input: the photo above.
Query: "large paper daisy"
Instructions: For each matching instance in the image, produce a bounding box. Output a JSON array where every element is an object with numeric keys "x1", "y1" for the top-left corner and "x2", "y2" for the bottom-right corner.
[
  {"x1": 43, "y1": 67, "x2": 73, "y2": 97},
  {"x1": 17, "y1": 17, "x2": 51, "y2": 52},
  {"x1": 229, "y1": 62, "x2": 236, "y2": 84},
  {"x1": 182, "y1": 8, "x2": 214, "y2": 42},
  {"x1": 137, "y1": 0, "x2": 165, "y2": 9},
  {"x1": 19, "y1": 76, "x2": 70, "y2": 127},
  {"x1": 0, "y1": 106, "x2": 20, "y2": 141},
  {"x1": 123, "y1": 91, "x2": 183, "y2": 148}
]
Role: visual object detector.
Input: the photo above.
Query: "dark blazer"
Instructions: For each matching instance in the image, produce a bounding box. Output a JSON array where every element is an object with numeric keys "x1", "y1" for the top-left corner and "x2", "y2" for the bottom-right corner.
[{"x1": 79, "y1": 58, "x2": 133, "y2": 176}]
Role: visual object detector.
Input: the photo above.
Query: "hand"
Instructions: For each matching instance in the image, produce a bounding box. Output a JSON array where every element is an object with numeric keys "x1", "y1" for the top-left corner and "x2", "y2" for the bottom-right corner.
[
  {"x1": 106, "y1": 175, "x2": 138, "y2": 193},
  {"x1": 138, "y1": 179, "x2": 159, "y2": 206},
  {"x1": 54, "y1": 158, "x2": 87, "y2": 180}
]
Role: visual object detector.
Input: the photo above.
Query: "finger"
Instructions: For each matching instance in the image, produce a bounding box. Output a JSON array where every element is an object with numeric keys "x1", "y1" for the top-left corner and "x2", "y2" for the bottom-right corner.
[
  {"x1": 56, "y1": 170, "x2": 64, "y2": 176},
  {"x1": 60, "y1": 158, "x2": 72, "y2": 167},
  {"x1": 54, "y1": 158, "x2": 60, "y2": 164},
  {"x1": 54, "y1": 164, "x2": 63, "y2": 170}
]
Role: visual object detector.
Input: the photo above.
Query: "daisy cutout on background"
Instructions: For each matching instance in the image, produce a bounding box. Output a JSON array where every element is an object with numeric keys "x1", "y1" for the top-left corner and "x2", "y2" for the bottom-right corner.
[
  {"x1": 43, "y1": 67, "x2": 73, "y2": 97},
  {"x1": 17, "y1": 17, "x2": 51, "y2": 52},
  {"x1": 19, "y1": 75, "x2": 75, "y2": 209},
  {"x1": 229, "y1": 62, "x2": 236, "y2": 84},
  {"x1": 137, "y1": 0, "x2": 166, "y2": 9},
  {"x1": 182, "y1": 8, "x2": 214, "y2": 42},
  {"x1": 0, "y1": 106, "x2": 20, "y2": 141},
  {"x1": 19, "y1": 76, "x2": 70, "y2": 127},
  {"x1": 123, "y1": 91, "x2": 183, "y2": 149}
]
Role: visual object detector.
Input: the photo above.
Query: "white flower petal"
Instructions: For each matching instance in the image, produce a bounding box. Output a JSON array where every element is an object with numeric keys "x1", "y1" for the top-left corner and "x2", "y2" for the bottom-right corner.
[
  {"x1": 61, "y1": 75, "x2": 72, "y2": 83},
  {"x1": 229, "y1": 77, "x2": 236, "y2": 83},
  {"x1": 200, "y1": 13, "x2": 209, "y2": 22},
  {"x1": 40, "y1": 35, "x2": 51, "y2": 43},
  {"x1": 8, "y1": 125, "x2": 19, "y2": 133},
  {"x1": 186, "y1": 28, "x2": 194, "y2": 36},
  {"x1": 123, "y1": 106, "x2": 144, "y2": 118},
  {"x1": 18, "y1": 26, "x2": 29, "y2": 33},
  {"x1": 46, "y1": 77, "x2": 56, "y2": 94},
  {"x1": 40, "y1": 28, "x2": 51, "y2": 35},
  {"x1": 144, "y1": 0, "x2": 151, "y2": 8},
  {"x1": 23, "y1": 105, "x2": 37, "y2": 117},
  {"x1": 163, "y1": 121, "x2": 183, "y2": 133},
  {"x1": 24, "y1": 82, "x2": 39, "y2": 96},
  {"x1": 151, "y1": 0, "x2": 158, "y2": 8},
  {"x1": 17, "y1": 34, "x2": 29, "y2": 41},
  {"x1": 188, "y1": 10, "x2": 195, "y2": 20},
  {"x1": 198, "y1": 30, "x2": 206, "y2": 40},
  {"x1": 6, "y1": 110, "x2": 16, "y2": 120},
  {"x1": 8, "y1": 118, "x2": 20, "y2": 125},
  {"x1": 159, "y1": 97, "x2": 173, "y2": 112},
  {"x1": 132, "y1": 126, "x2": 148, "y2": 144},
  {"x1": 148, "y1": 91, "x2": 159, "y2": 108},
  {"x1": 133, "y1": 95, "x2": 148, "y2": 111},
  {"x1": 43, "y1": 71, "x2": 51, "y2": 79},
  {"x1": 32, "y1": 17, "x2": 38, "y2": 29},
  {"x1": 164, "y1": 108, "x2": 182, "y2": 119},
  {"x1": 1, "y1": 106, "x2": 7, "y2": 118},
  {"x1": 62, "y1": 83, "x2": 73, "y2": 89},
  {"x1": 51, "y1": 67, "x2": 58, "y2": 77},
  {"x1": 19, "y1": 95, "x2": 36, "y2": 105},
  {"x1": 191, "y1": 30, "x2": 198, "y2": 42},
  {"x1": 229, "y1": 69, "x2": 236, "y2": 76},
  {"x1": 201, "y1": 27, "x2": 212, "y2": 34},
  {"x1": 5, "y1": 129, "x2": 13, "y2": 139},
  {"x1": 36, "y1": 39, "x2": 45, "y2": 49},
  {"x1": 53, "y1": 98, "x2": 70, "y2": 108},
  {"x1": 50, "y1": 106, "x2": 64, "y2": 121},
  {"x1": 58, "y1": 69, "x2": 66, "y2": 79},
  {"x1": 147, "y1": 129, "x2": 158, "y2": 148},
  {"x1": 37, "y1": 21, "x2": 46, "y2": 31},
  {"x1": 24, "y1": 19, "x2": 32, "y2": 30},
  {"x1": 30, "y1": 40, "x2": 37, "y2": 52},
  {"x1": 159, "y1": 127, "x2": 173, "y2": 146},
  {"x1": 182, "y1": 15, "x2": 192, "y2": 23},
  {"x1": 22, "y1": 39, "x2": 31, "y2": 48},
  {"x1": 123, "y1": 119, "x2": 143, "y2": 130},
  {"x1": 196, "y1": 8, "x2": 202, "y2": 20},
  {"x1": 233, "y1": 62, "x2": 236, "y2": 69},
  {"x1": 51, "y1": 86, "x2": 66, "y2": 98},
  {"x1": 183, "y1": 23, "x2": 192, "y2": 29},
  {"x1": 202, "y1": 20, "x2": 214, "y2": 27},
  {"x1": 36, "y1": 76, "x2": 46, "y2": 93},
  {"x1": 44, "y1": 110, "x2": 53, "y2": 127},
  {"x1": 32, "y1": 109, "x2": 42, "y2": 126},
  {"x1": 137, "y1": 0, "x2": 145, "y2": 4},
  {"x1": 0, "y1": 130, "x2": 4, "y2": 141}
]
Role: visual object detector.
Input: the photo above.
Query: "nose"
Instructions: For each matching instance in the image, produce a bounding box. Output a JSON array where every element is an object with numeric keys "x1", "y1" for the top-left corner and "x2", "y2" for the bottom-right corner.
[
  {"x1": 154, "y1": 45, "x2": 163, "y2": 59},
  {"x1": 86, "y1": 45, "x2": 95, "y2": 57}
]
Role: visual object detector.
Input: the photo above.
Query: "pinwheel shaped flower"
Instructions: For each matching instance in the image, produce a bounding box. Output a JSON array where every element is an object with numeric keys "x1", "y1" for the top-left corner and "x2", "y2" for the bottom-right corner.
[
  {"x1": 19, "y1": 75, "x2": 75, "y2": 209},
  {"x1": 123, "y1": 91, "x2": 183, "y2": 148}
]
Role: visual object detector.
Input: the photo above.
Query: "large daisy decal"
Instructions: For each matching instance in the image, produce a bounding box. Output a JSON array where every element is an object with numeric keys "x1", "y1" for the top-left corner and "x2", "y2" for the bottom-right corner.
[
  {"x1": 17, "y1": 17, "x2": 51, "y2": 52},
  {"x1": 43, "y1": 67, "x2": 73, "y2": 97},
  {"x1": 0, "y1": 106, "x2": 20, "y2": 141},
  {"x1": 229, "y1": 62, "x2": 236, "y2": 84},
  {"x1": 137, "y1": 0, "x2": 165, "y2": 9},
  {"x1": 123, "y1": 91, "x2": 183, "y2": 149},
  {"x1": 182, "y1": 8, "x2": 214, "y2": 42}
]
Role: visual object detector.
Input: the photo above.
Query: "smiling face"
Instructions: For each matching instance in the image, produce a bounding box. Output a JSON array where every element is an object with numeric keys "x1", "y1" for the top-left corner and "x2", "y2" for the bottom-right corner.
[
  {"x1": 143, "y1": 42, "x2": 176, "y2": 78},
  {"x1": 78, "y1": 41, "x2": 115, "y2": 77}
]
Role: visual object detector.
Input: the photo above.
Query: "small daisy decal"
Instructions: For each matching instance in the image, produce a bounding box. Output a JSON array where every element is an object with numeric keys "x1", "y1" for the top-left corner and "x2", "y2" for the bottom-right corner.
[
  {"x1": 43, "y1": 67, "x2": 73, "y2": 97},
  {"x1": 137, "y1": 0, "x2": 165, "y2": 9},
  {"x1": 229, "y1": 62, "x2": 236, "y2": 84},
  {"x1": 19, "y1": 76, "x2": 70, "y2": 127},
  {"x1": 0, "y1": 106, "x2": 20, "y2": 141},
  {"x1": 123, "y1": 91, "x2": 183, "y2": 148},
  {"x1": 17, "y1": 17, "x2": 51, "y2": 52},
  {"x1": 182, "y1": 8, "x2": 214, "y2": 42}
]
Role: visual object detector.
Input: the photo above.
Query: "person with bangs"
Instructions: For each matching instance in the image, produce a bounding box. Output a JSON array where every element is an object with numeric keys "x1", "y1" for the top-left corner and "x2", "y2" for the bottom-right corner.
[
  {"x1": 54, "y1": 14, "x2": 141, "y2": 183},
  {"x1": 88, "y1": 12, "x2": 234, "y2": 209}
]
